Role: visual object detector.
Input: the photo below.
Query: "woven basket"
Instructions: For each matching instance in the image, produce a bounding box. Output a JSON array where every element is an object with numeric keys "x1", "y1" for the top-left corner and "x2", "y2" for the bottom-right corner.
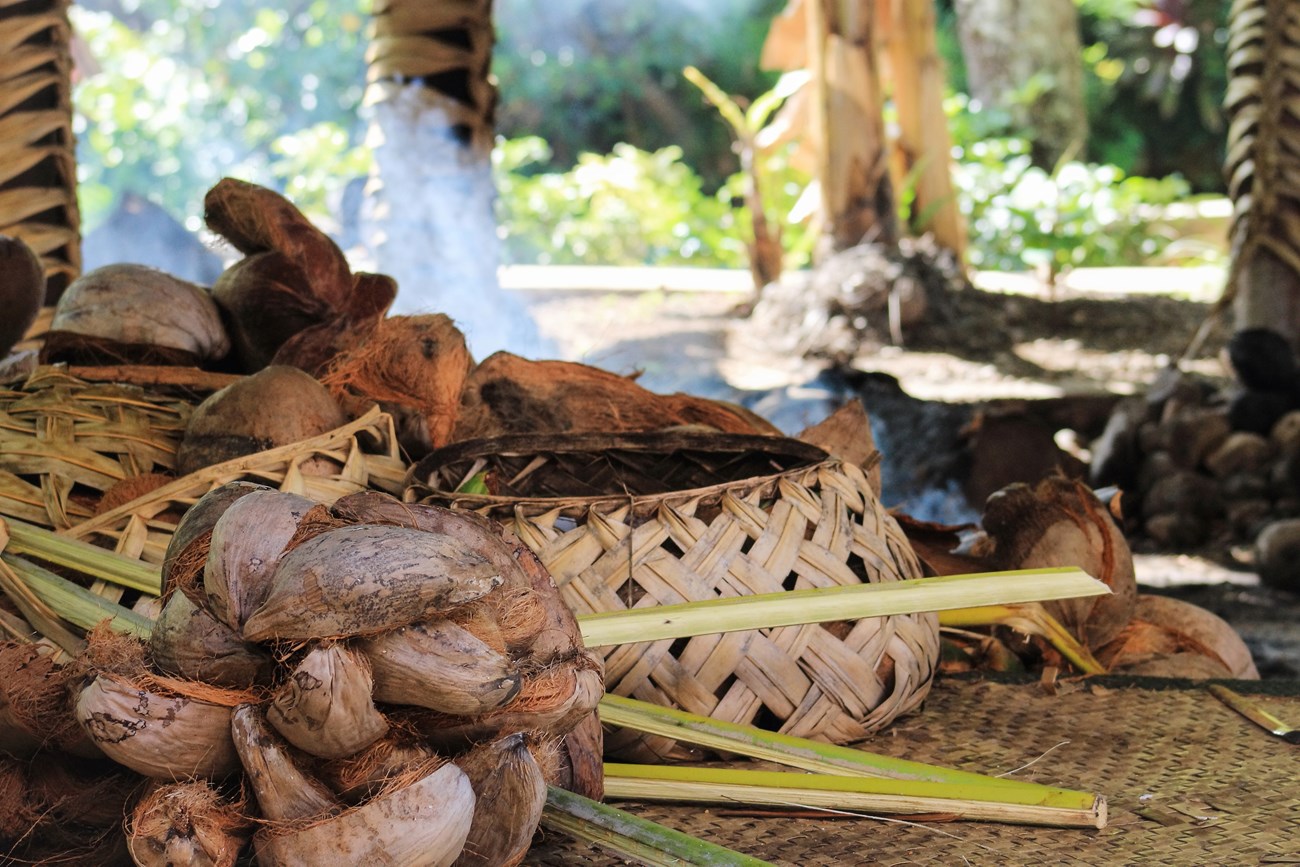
[
  {"x1": 407, "y1": 432, "x2": 940, "y2": 760},
  {"x1": 0, "y1": 366, "x2": 406, "y2": 567}
]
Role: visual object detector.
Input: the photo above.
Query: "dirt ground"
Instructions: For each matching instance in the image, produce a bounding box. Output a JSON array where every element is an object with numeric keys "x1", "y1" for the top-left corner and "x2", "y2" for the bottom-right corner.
[{"x1": 514, "y1": 278, "x2": 1300, "y2": 678}]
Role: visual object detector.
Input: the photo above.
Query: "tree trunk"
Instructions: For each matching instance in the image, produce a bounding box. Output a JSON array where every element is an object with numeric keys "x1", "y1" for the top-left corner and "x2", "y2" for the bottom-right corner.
[
  {"x1": 805, "y1": 0, "x2": 898, "y2": 255},
  {"x1": 952, "y1": 0, "x2": 1087, "y2": 169},
  {"x1": 1224, "y1": 0, "x2": 1300, "y2": 343},
  {"x1": 0, "y1": 0, "x2": 80, "y2": 304},
  {"x1": 363, "y1": 0, "x2": 548, "y2": 359}
]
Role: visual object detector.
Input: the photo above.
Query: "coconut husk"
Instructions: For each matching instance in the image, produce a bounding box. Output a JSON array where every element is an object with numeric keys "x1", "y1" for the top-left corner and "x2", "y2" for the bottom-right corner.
[
  {"x1": 358, "y1": 617, "x2": 521, "y2": 715},
  {"x1": 319, "y1": 314, "x2": 473, "y2": 456},
  {"x1": 0, "y1": 641, "x2": 98, "y2": 758},
  {"x1": 550, "y1": 711, "x2": 604, "y2": 801},
  {"x1": 252, "y1": 760, "x2": 475, "y2": 867},
  {"x1": 1098, "y1": 594, "x2": 1259, "y2": 679},
  {"x1": 95, "y1": 473, "x2": 176, "y2": 516},
  {"x1": 211, "y1": 252, "x2": 333, "y2": 371},
  {"x1": 242, "y1": 524, "x2": 503, "y2": 641},
  {"x1": 203, "y1": 490, "x2": 316, "y2": 631},
  {"x1": 452, "y1": 352, "x2": 781, "y2": 442},
  {"x1": 175, "y1": 366, "x2": 348, "y2": 475},
  {"x1": 328, "y1": 494, "x2": 582, "y2": 660},
  {"x1": 43, "y1": 264, "x2": 230, "y2": 365},
  {"x1": 28, "y1": 752, "x2": 142, "y2": 831},
  {"x1": 268, "y1": 271, "x2": 396, "y2": 380},
  {"x1": 162, "y1": 482, "x2": 270, "y2": 596},
  {"x1": 1, "y1": 753, "x2": 135, "y2": 865},
  {"x1": 266, "y1": 643, "x2": 388, "y2": 760},
  {"x1": 452, "y1": 734, "x2": 546, "y2": 867},
  {"x1": 151, "y1": 592, "x2": 276, "y2": 688},
  {"x1": 229, "y1": 704, "x2": 342, "y2": 823},
  {"x1": 979, "y1": 477, "x2": 1138, "y2": 650},
  {"x1": 126, "y1": 780, "x2": 251, "y2": 867},
  {"x1": 316, "y1": 724, "x2": 438, "y2": 804},
  {"x1": 447, "y1": 597, "x2": 509, "y2": 655},
  {"x1": 0, "y1": 235, "x2": 44, "y2": 358}
]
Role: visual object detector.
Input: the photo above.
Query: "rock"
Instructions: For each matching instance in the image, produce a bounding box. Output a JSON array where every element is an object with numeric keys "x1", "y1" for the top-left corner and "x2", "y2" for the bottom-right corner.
[
  {"x1": 1255, "y1": 518, "x2": 1300, "y2": 591},
  {"x1": 1205, "y1": 432, "x2": 1273, "y2": 479},
  {"x1": 1221, "y1": 471, "x2": 1270, "y2": 501},
  {"x1": 1146, "y1": 364, "x2": 1198, "y2": 414},
  {"x1": 1137, "y1": 450, "x2": 1176, "y2": 494},
  {"x1": 1144, "y1": 513, "x2": 1206, "y2": 549},
  {"x1": 1227, "y1": 327, "x2": 1298, "y2": 393},
  {"x1": 1228, "y1": 389, "x2": 1296, "y2": 436},
  {"x1": 1271, "y1": 410, "x2": 1300, "y2": 454},
  {"x1": 1164, "y1": 409, "x2": 1231, "y2": 470},
  {"x1": 1226, "y1": 499, "x2": 1273, "y2": 538},
  {"x1": 1143, "y1": 470, "x2": 1223, "y2": 520},
  {"x1": 1138, "y1": 420, "x2": 1165, "y2": 454}
]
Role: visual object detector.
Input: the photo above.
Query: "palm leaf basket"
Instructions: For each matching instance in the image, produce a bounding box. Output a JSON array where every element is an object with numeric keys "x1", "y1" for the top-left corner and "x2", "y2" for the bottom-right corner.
[
  {"x1": 0, "y1": 365, "x2": 405, "y2": 568},
  {"x1": 406, "y1": 432, "x2": 941, "y2": 761}
]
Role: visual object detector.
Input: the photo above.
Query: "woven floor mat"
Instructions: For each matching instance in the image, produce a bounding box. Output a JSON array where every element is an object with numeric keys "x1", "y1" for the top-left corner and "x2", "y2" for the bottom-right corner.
[{"x1": 528, "y1": 679, "x2": 1300, "y2": 865}]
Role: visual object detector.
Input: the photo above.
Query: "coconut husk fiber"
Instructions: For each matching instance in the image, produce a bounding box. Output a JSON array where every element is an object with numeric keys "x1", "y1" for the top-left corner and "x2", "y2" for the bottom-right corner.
[
  {"x1": 452, "y1": 352, "x2": 781, "y2": 442},
  {"x1": 319, "y1": 314, "x2": 473, "y2": 456},
  {"x1": 0, "y1": 641, "x2": 97, "y2": 758},
  {"x1": 1097, "y1": 594, "x2": 1260, "y2": 679}
]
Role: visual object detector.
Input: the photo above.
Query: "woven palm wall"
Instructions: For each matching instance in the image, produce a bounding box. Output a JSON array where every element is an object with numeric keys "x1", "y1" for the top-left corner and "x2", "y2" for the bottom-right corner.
[{"x1": 0, "y1": 0, "x2": 80, "y2": 303}]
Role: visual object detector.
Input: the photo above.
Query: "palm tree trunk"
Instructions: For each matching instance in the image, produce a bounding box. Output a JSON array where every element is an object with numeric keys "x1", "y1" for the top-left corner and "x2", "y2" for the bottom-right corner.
[
  {"x1": 363, "y1": 0, "x2": 545, "y2": 358},
  {"x1": 0, "y1": 0, "x2": 80, "y2": 304}
]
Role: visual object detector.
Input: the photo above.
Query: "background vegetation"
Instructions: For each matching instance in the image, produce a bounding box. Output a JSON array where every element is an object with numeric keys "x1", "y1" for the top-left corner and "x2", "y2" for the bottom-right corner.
[{"x1": 70, "y1": 0, "x2": 1230, "y2": 272}]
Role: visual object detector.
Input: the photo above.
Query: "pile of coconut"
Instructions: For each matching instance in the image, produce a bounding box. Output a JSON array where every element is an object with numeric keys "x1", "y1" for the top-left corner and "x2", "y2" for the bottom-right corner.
[{"x1": 3, "y1": 482, "x2": 602, "y2": 865}]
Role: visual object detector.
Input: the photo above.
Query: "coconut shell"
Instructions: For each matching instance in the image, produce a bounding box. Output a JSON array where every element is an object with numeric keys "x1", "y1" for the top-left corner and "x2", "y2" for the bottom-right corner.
[
  {"x1": 242, "y1": 524, "x2": 503, "y2": 641},
  {"x1": 981, "y1": 477, "x2": 1138, "y2": 650},
  {"x1": 454, "y1": 352, "x2": 781, "y2": 441},
  {"x1": 316, "y1": 728, "x2": 438, "y2": 804},
  {"x1": 163, "y1": 482, "x2": 271, "y2": 595},
  {"x1": 151, "y1": 592, "x2": 276, "y2": 688},
  {"x1": 230, "y1": 705, "x2": 342, "y2": 823},
  {"x1": 252, "y1": 761, "x2": 475, "y2": 867},
  {"x1": 74, "y1": 673, "x2": 244, "y2": 780},
  {"x1": 203, "y1": 490, "x2": 316, "y2": 631},
  {"x1": 358, "y1": 618, "x2": 521, "y2": 715},
  {"x1": 175, "y1": 366, "x2": 347, "y2": 476},
  {"x1": 211, "y1": 251, "x2": 334, "y2": 371},
  {"x1": 266, "y1": 643, "x2": 388, "y2": 760},
  {"x1": 127, "y1": 780, "x2": 251, "y2": 867},
  {"x1": 0, "y1": 234, "x2": 44, "y2": 358},
  {"x1": 47, "y1": 263, "x2": 229, "y2": 363},
  {"x1": 1098, "y1": 594, "x2": 1259, "y2": 679},
  {"x1": 452, "y1": 734, "x2": 546, "y2": 867}
]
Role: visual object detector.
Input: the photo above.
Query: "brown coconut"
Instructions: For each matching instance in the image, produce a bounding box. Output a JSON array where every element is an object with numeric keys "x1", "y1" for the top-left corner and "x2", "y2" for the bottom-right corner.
[
  {"x1": 550, "y1": 711, "x2": 605, "y2": 801},
  {"x1": 357, "y1": 617, "x2": 522, "y2": 715},
  {"x1": 0, "y1": 234, "x2": 44, "y2": 358},
  {"x1": 203, "y1": 490, "x2": 316, "y2": 630},
  {"x1": 175, "y1": 366, "x2": 347, "y2": 475},
  {"x1": 266, "y1": 642, "x2": 388, "y2": 760},
  {"x1": 268, "y1": 271, "x2": 397, "y2": 378},
  {"x1": 126, "y1": 780, "x2": 252, "y2": 867},
  {"x1": 1098, "y1": 594, "x2": 1259, "y2": 679},
  {"x1": 252, "y1": 760, "x2": 475, "y2": 867},
  {"x1": 162, "y1": 481, "x2": 270, "y2": 595},
  {"x1": 319, "y1": 314, "x2": 474, "y2": 455},
  {"x1": 453, "y1": 352, "x2": 780, "y2": 441},
  {"x1": 452, "y1": 734, "x2": 547, "y2": 867},
  {"x1": 0, "y1": 642, "x2": 100, "y2": 759},
  {"x1": 241, "y1": 524, "x2": 503, "y2": 641},
  {"x1": 150, "y1": 591, "x2": 276, "y2": 688},
  {"x1": 44, "y1": 263, "x2": 229, "y2": 366},
  {"x1": 979, "y1": 477, "x2": 1138, "y2": 650},
  {"x1": 230, "y1": 704, "x2": 342, "y2": 823},
  {"x1": 211, "y1": 252, "x2": 333, "y2": 370}
]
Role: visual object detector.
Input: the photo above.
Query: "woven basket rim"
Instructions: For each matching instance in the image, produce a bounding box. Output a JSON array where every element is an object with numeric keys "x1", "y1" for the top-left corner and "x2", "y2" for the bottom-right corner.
[{"x1": 406, "y1": 431, "x2": 854, "y2": 516}]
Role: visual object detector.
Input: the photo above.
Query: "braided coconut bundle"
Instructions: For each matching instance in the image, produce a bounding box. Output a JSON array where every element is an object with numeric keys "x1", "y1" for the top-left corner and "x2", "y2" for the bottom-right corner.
[{"x1": 70, "y1": 482, "x2": 601, "y2": 865}]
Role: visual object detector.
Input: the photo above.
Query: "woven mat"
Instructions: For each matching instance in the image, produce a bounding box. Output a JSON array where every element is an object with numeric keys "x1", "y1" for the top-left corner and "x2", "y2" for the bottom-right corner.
[{"x1": 527, "y1": 678, "x2": 1300, "y2": 865}]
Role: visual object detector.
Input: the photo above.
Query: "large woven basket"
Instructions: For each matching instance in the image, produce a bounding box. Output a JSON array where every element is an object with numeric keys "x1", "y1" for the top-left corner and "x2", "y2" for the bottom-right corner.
[{"x1": 407, "y1": 432, "x2": 940, "y2": 760}]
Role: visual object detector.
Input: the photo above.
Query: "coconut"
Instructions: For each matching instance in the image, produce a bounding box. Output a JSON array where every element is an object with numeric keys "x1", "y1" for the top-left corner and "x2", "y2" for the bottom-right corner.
[
  {"x1": 0, "y1": 234, "x2": 44, "y2": 358},
  {"x1": 252, "y1": 760, "x2": 475, "y2": 867},
  {"x1": 241, "y1": 524, "x2": 503, "y2": 641},
  {"x1": 1098, "y1": 594, "x2": 1259, "y2": 679},
  {"x1": 44, "y1": 263, "x2": 229, "y2": 365},
  {"x1": 270, "y1": 271, "x2": 397, "y2": 377},
  {"x1": 320, "y1": 314, "x2": 473, "y2": 455},
  {"x1": 453, "y1": 352, "x2": 781, "y2": 441},
  {"x1": 979, "y1": 477, "x2": 1138, "y2": 650},
  {"x1": 230, "y1": 704, "x2": 342, "y2": 823},
  {"x1": 0, "y1": 641, "x2": 98, "y2": 758},
  {"x1": 452, "y1": 734, "x2": 547, "y2": 867},
  {"x1": 163, "y1": 482, "x2": 270, "y2": 595},
  {"x1": 150, "y1": 591, "x2": 275, "y2": 688},
  {"x1": 175, "y1": 366, "x2": 347, "y2": 475},
  {"x1": 203, "y1": 490, "x2": 316, "y2": 631},
  {"x1": 266, "y1": 642, "x2": 388, "y2": 760},
  {"x1": 358, "y1": 617, "x2": 522, "y2": 715},
  {"x1": 316, "y1": 726, "x2": 438, "y2": 804},
  {"x1": 550, "y1": 711, "x2": 605, "y2": 801},
  {"x1": 126, "y1": 780, "x2": 251, "y2": 867},
  {"x1": 211, "y1": 252, "x2": 333, "y2": 370},
  {"x1": 74, "y1": 671, "x2": 248, "y2": 780}
]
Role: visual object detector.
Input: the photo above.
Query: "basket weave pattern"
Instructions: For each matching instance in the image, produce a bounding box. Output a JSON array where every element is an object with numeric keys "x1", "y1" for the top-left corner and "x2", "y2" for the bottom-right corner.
[{"x1": 414, "y1": 445, "x2": 939, "y2": 760}]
